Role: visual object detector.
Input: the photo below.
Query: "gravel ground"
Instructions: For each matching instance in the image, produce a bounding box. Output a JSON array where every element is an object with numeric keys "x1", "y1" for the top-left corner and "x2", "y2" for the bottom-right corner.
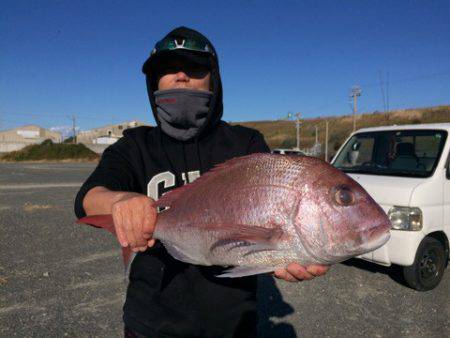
[{"x1": 0, "y1": 163, "x2": 448, "y2": 337}]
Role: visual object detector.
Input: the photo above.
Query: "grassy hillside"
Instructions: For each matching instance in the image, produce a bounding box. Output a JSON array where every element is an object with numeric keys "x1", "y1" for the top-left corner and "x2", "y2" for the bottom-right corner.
[
  {"x1": 236, "y1": 105, "x2": 450, "y2": 156},
  {"x1": 2, "y1": 105, "x2": 448, "y2": 162},
  {"x1": 0, "y1": 139, "x2": 99, "y2": 162}
]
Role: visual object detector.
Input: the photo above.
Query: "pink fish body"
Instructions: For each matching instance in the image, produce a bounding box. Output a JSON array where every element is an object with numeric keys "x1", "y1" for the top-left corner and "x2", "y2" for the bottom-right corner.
[{"x1": 78, "y1": 153, "x2": 391, "y2": 277}]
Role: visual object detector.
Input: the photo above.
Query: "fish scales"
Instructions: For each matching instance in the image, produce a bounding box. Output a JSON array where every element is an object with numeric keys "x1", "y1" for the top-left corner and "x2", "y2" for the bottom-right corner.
[
  {"x1": 155, "y1": 156, "x2": 302, "y2": 268},
  {"x1": 160, "y1": 155, "x2": 302, "y2": 225}
]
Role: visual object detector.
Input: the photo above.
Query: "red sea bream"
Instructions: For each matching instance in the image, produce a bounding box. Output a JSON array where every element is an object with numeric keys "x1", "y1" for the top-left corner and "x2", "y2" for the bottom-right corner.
[{"x1": 78, "y1": 153, "x2": 391, "y2": 277}]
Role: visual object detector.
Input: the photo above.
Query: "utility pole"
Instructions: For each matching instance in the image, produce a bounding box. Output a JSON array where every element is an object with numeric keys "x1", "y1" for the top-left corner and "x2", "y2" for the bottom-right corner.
[
  {"x1": 386, "y1": 71, "x2": 390, "y2": 114},
  {"x1": 325, "y1": 119, "x2": 329, "y2": 162},
  {"x1": 315, "y1": 125, "x2": 318, "y2": 144},
  {"x1": 71, "y1": 115, "x2": 77, "y2": 144},
  {"x1": 295, "y1": 112, "x2": 301, "y2": 150},
  {"x1": 379, "y1": 70, "x2": 387, "y2": 112},
  {"x1": 350, "y1": 86, "x2": 362, "y2": 131},
  {"x1": 287, "y1": 112, "x2": 302, "y2": 150}
]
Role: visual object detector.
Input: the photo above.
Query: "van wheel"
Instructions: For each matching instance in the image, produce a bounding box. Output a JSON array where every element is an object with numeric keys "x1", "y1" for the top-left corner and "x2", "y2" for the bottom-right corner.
[{"x1": 403, "y1": 237, "x2": 446, "y2": 291}]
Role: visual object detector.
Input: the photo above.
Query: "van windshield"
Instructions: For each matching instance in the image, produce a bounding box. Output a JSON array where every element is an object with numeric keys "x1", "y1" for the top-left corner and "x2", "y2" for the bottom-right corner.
[{"x1": 333, "y1": 129, "x2": 447, "y2": 178}]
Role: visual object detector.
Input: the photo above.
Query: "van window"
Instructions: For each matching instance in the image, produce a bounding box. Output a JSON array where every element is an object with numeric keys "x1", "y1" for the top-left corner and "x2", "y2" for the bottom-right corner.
[
  {"x1": 333, "y1": 130, "x2": 447, "y2": 178},
  {"x1": 285, "y1": 150, "x2": 304, "y2": 156}
]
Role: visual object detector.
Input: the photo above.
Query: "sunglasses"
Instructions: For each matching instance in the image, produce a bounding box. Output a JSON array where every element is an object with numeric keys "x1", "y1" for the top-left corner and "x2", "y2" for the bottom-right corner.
[{"x1": 152, "y1": 36, "x2": 215, "y2": 56}]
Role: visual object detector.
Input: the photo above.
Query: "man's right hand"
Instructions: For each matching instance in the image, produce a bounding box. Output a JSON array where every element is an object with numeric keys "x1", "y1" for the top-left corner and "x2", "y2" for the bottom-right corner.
[
  {"x1": 83, "y1": 187, "x2": 157, "y2": 252},
  {"x1": 111, "y1": 192, "x2": 157, "y2": 252}
]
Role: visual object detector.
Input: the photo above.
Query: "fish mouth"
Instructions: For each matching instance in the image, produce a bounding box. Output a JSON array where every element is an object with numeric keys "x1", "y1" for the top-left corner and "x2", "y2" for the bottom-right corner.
[
  {"x1": 297, "y1": 219, "x2": 392, "y2": 265},
  {"x1": 360, "y1": 222, "x2": 391, "y2": 253}
]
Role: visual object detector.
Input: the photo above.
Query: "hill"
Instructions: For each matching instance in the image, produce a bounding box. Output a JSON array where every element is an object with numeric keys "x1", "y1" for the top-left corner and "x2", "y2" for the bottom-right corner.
[
  {"x1": 236, "y1": 105, "x2": 450, "y2": 157},
  {"x1": 0, "y1": 139, "x2": 99, "y2": 162}
]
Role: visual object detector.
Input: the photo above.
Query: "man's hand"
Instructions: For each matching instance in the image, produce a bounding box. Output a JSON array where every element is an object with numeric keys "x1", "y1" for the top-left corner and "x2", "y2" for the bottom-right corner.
[
  {"x1": 111, "y1": 192, "x2": 157, "y2": 252},
  {"x1": 83, "y1": 187, "x2": 158, "y2": 253},
  {"x1": 274, "y1": 263, "x2": 330, "y2": 282}
]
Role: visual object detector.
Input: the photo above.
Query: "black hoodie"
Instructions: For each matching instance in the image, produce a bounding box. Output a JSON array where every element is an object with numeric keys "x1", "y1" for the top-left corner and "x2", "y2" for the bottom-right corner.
[{"x1": 74, "y1": 27, "x2": 270, "y2": 337}]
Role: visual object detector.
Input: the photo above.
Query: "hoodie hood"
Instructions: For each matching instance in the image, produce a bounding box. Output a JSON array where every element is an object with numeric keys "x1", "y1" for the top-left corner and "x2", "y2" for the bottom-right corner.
[{"x1": 142, "y1": 27, "x2": 223, "y2": 139}]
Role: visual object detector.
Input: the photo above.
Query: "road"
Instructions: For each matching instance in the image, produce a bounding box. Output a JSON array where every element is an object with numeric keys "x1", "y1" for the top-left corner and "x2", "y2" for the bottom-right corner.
[{"x1": 0, "y1": 162, "x2": 448, "y2": 337}]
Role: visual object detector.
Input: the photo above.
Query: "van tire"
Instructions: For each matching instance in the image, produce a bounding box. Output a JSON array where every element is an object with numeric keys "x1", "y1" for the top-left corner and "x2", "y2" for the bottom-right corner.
[{"x1": 403, "y1": 237, "x2": 446, "y2": 291}]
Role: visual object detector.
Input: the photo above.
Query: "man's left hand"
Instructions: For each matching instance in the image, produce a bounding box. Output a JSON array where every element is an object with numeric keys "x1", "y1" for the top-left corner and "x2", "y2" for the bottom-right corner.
[{"x1": 274, "y1": 263, "x2": 330, "y2": 282}]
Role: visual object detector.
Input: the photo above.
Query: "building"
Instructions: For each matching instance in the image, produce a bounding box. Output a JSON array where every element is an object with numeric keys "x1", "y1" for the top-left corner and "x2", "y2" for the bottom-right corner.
[
  {"x1": 77, "y1": 121, "x2": 150, "y2": 153},
  {"x1": 0, "y1": 125, "x2": 62, "y2": 153},
  {"x1": 77, "y1": 120, "x2": 149, "y2": 145}
]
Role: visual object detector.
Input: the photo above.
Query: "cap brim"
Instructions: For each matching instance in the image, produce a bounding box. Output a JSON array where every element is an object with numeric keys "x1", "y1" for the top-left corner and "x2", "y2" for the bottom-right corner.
[{"x1": 142, "y1": 49, "x2": 211, "y2": 75}]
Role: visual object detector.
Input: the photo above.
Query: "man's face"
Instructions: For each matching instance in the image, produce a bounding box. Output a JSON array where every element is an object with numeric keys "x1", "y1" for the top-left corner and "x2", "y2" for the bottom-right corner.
[{"x1": 157, "y1": 56, "x2": 211, "y2": 91}]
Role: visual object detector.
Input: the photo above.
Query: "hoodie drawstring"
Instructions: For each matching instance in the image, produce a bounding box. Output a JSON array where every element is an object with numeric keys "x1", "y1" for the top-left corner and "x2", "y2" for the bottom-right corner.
[
  {"x1": 159, "y1": 127, "x2": 200, "y2": 186},
  {"x1": 158, "y1": 127, "x2": 212, "y2": 187},
  {"x1": 195, "y1": 137, "x2": 203, "y2": 176},
  {"x1": 158, "y1": 128, "x2": 182, "y2": 187},
  {"x1": 181, "y1": 143, "x2": 190, "y2": 184}
]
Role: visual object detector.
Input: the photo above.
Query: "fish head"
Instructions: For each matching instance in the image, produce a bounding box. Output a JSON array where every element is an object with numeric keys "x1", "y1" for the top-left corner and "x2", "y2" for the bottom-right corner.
[{"x1": 294, "y1": 162, "x2": 391, "y2": 264}]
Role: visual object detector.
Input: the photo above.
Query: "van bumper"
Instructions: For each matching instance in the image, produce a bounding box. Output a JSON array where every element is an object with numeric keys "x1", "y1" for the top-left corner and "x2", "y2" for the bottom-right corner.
[{"x1": 357, "y1": 230, "x2": 424, "y2": 267}]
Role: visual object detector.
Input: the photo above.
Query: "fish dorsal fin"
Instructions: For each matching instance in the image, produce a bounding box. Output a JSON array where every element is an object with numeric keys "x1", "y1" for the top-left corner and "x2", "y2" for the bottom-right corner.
[{"x1": 155, "y1": 153, "x2": 269, "y2": 208}]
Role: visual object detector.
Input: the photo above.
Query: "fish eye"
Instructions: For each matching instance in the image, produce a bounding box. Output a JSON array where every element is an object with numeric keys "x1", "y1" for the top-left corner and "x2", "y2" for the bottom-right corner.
[{"x1": 332, "y1": 185, "x2": 355, "y2": 206}]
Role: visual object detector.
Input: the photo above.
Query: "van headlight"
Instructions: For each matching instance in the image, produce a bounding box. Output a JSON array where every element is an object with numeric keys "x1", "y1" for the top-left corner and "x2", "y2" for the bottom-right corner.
[{"x1": 388, "y1": 206, "x2": 423, "y2": 231}]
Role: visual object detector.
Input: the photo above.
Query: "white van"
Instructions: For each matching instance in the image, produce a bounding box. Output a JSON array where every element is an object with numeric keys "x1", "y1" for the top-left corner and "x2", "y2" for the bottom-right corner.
[
  {"x1": 272, "y1": 148, "x2": 305, "y2": 156},
  {"x1": 332, "y1": 123, "x2": 449, "y2": 291}
]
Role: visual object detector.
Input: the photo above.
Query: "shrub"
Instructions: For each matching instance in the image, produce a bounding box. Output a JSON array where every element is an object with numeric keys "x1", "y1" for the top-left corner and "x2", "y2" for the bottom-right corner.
[{"x1": 1, "y1": 142, "x2": 99, "y2": 161}]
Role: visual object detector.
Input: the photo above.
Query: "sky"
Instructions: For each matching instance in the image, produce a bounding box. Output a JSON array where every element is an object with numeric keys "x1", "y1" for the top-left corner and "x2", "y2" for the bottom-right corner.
[{"x1": 1, "y1": 0, "x2": 450, "y2": 134}]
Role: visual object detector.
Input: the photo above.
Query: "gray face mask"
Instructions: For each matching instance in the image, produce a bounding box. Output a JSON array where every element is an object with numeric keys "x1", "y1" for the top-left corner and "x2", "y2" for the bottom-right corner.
[{"x1": 154, "y1": 88, "x2": 213, "y2": 141}]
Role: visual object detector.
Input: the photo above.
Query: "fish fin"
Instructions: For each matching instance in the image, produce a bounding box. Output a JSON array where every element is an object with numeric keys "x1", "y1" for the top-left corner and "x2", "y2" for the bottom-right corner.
[
  {"x1": 210, "y1": 225, "x2": 284, "y2": 252},
  {"x1": 77, "y1": 214, "x2": 115, "y2": 235},
  {"x1": 216, "y1": 265, "x2": 279, "y2": 278},
  {"x1": 242, "y1": 243, "x2": 279, "y2": 257},
  {"x1": 124, "y1": 250, "x2": 136, "y2": 279},
  {"x1": 155, "y1": 153, "x2": 269, "y2": 208}
]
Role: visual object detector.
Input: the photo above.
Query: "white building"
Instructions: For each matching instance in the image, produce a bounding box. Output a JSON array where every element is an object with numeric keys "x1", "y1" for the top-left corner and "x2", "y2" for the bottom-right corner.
[
  {"x1": 77, "y1": 120, "x2": 149, "y2": 145},
  {"x1": 0, "y1": 125, "x2": 62, "y2": 153}
]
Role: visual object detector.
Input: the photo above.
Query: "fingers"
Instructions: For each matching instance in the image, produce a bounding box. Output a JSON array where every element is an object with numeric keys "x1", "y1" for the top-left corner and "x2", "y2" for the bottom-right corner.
[
  {"x1": 112, "y1": 205, "x2": 128, "y2": 247},
  {"x1": 274, "y1": 268, "x2": 298, "y2": 282},
  {"x1": 274, "y1": 263, "x2": 330, "y2": 283},
  {"x1": 306, "y1": 264, "x2": 330, "y2": 277},
  {"x1": 141, "y1": 198, "x2": 157, "y2": 238},
  {"x1": 130, "y1": 198, "x2": 156, "y2": 251},
  {"x1": 130, "y1": 206, "x2": 147, "y2": 252},
  {"x1": 286, "y1": 263, "x2": 315, "y2": 281},
  {"x1": 126, "y1": 211, "x2": 141, "y2": 251}
]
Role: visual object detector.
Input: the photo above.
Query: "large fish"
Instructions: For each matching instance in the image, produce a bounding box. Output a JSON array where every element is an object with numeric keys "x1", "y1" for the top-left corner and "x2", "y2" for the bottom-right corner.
[{"x1": 78, "y1": 153, "x2": 391, "y2": 277}]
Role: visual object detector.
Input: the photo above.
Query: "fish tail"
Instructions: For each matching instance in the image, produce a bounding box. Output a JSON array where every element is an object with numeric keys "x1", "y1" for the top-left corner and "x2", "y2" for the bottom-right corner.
[
  {"x1": 76, "y1": 214, "x2": 134, "y2": 269},
  {"x1": 76, "y1": 214, "x2": 115, "y2": 235}
]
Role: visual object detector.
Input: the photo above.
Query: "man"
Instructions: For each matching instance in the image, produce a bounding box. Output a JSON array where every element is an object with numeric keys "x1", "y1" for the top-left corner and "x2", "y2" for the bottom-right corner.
[{"x1": 74, "y1": 27, "x2": 329, "y2": 337}]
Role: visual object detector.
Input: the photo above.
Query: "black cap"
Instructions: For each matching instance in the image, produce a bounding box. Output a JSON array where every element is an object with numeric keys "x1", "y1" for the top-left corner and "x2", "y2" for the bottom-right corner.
[
  {"x1": 142, "y1": 48, "x2": 211, "y2": 76},
  {"x1": 142, "y1": 28, "x2": 214, "y2": 76}
]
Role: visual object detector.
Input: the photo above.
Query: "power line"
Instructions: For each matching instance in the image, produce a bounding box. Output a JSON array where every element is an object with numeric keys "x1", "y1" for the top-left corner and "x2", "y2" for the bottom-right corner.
[
  {"x1": 360, "y1": 70, "x2": 450, "y2": 88},
  {"x1": 0, "y1": 111, "x2": 98, "y2": 120},
  {"x1": 300, "y1": 70, "x2": 450, "y2": 116}
]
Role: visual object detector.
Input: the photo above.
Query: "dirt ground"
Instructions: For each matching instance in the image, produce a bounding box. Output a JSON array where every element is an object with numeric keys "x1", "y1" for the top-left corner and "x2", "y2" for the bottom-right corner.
[{"x1": 0, "y1": 163, "x2": 448, "y2": 337}]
